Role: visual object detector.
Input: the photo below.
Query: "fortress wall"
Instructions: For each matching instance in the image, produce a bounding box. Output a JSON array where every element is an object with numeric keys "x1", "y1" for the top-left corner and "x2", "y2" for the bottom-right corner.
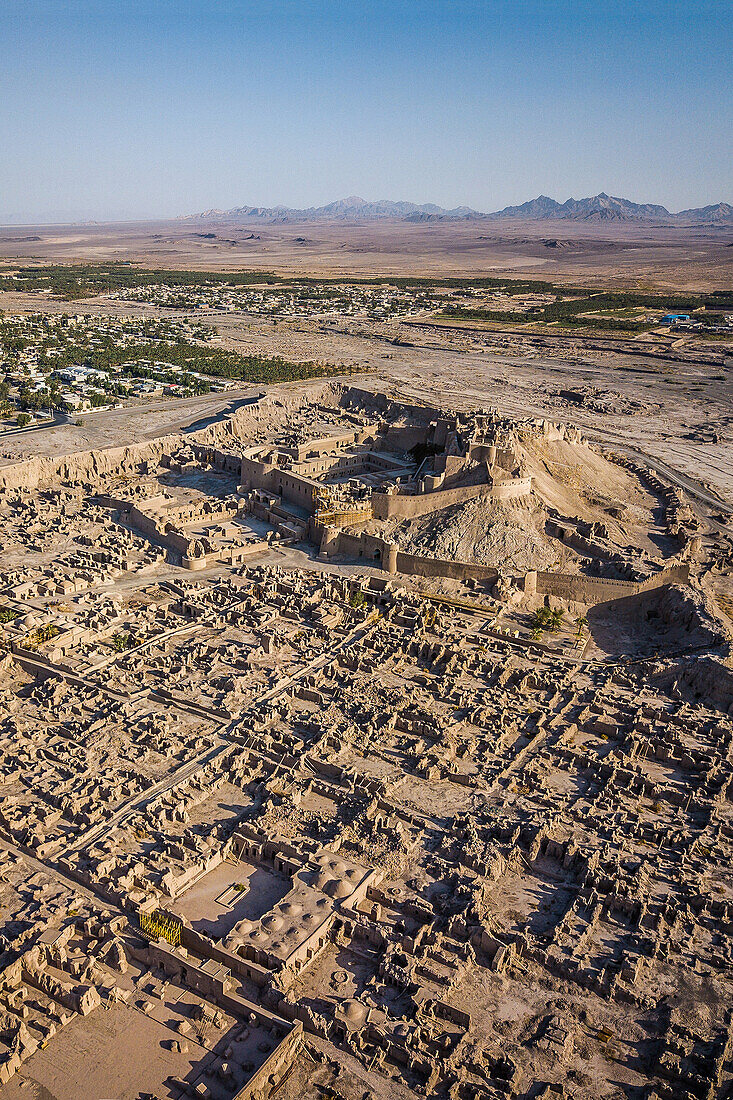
[
  {"x1": 0, "y1": 434, "x2": 180, "y2": 492},
  {"x1": 329, "y1": 529, "x2": 387, "y2": 561},
  {"x1": 529, "y1": 563, "x2": 690, "y2": 603},
  {"x1": 394, "y1": 551, "x2": 499, "y2": 584},
  {"x1": 0, "y1": 380, "x2": 347, "y2": 494},
  {"x1": 324, "y1": 526, "x2": 499, "y2": 583},
  {"x1": 323, "y1": 527, "x2": 499, "y2": 583},
  {"x1": 637, "y1": 564, "x2": 691, "y2": 590},
  {"x1": 0, "y1": 414, "x2": 242, "y2": 493},
  {"x1": 492, "y1": 476, "x2": 533, "y2": 500},
  {"x1": 532, "y1": 571, "x2": 631, "y2": 603},
  {"x1": 371, "y1": 476, "x2": 532, "y2": 521},
  {"x1": 371, "y1": 482, "x2": 489, "y2": 520}
]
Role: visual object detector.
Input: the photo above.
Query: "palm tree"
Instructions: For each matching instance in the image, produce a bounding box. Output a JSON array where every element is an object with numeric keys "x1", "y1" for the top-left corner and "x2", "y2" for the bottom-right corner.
[
  {"x1": 531, "y1": 606, "x2": 552, "y2": 631},
  {"x1": 547, "y1": 608, "x2": 565, "y2": 633}
]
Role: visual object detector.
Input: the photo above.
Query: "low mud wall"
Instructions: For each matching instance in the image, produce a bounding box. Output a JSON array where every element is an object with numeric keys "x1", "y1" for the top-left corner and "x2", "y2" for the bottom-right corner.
[
  {"x1": 394, "y1": 551, "x2": 499, "y2": 584},
  {"x1": 527, "y1": 563, "x2": 690, "y2": 603}
]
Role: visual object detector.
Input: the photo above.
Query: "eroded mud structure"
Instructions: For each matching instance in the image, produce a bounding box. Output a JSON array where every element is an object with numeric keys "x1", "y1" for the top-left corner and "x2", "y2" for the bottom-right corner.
[{"x1": 0, "y1": 382, "x2": 731, "y2": 1100}]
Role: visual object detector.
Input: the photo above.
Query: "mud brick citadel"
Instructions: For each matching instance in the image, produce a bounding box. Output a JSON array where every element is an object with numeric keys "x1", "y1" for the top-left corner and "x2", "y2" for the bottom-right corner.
[{"x1": 0, "y1": 381, "x2": 731, "y2": 1100}]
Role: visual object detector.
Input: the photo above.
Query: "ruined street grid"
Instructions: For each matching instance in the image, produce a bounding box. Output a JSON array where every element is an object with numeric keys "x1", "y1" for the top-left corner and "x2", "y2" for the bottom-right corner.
[{"x1": 0, "y1": 380, "x2": 730, "y2": 1100}]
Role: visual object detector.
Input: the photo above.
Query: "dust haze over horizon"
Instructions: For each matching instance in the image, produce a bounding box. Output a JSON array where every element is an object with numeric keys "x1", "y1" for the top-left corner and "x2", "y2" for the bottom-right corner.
[{"x1": 1, "y1": 0, "x2": 731, "y2": 226}]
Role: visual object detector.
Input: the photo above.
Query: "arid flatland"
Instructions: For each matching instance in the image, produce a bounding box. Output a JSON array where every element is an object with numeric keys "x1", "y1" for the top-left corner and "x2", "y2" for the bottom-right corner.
[{"x1": 0, "y1": 230, "x2": 730, "y2": 1100}]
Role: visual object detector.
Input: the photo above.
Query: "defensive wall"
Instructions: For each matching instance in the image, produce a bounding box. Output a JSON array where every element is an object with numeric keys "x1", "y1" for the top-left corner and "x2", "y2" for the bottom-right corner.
[
  {"x1": 394, "y1": 551, "x2": 499, "y2": 584},
  {"x1": 371, "y1": 476, "x2": 532, "y2": 521},
  {"x1": 0, "y1": 435, "x2": 178, "y2": 492},
  {"x1": 321, "y1": 525, "x2": 690, "y2": 600},
  {"x1": 319, "y1": 527, "x2": 500, "y2": 584},
  {"x1": 525, "y1": 563, "x2": 691, "y2": 603},
  {"x1": 0, "y1": 422, "x2": 245, "y2": 494},
  {"x1": 0, "y1": 379, "x2": 347, "y2": 493}
]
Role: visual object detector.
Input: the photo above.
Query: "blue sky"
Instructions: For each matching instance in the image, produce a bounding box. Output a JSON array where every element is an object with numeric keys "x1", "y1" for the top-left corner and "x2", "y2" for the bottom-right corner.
[{"x1": 1, "y1": 0, "x2": 731, "y2": 222}]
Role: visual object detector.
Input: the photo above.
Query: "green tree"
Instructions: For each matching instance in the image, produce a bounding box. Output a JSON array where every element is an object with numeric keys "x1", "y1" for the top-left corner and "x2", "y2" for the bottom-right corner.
[{"x1": 546, "y1": 608, "x2": 565, "y2": 633}]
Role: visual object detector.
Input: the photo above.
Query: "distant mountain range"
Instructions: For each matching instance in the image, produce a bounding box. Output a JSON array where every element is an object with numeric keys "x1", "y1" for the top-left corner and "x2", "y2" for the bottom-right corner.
[
  {"x1": 482, "y1": 193, "x2": 733, "y2": 224},
  {"x1": 182, "y1": 192, "x2": 733, "y2": 225},
  {"x1": 185, "y1": 195, "x2": 478, "y2": 223}
]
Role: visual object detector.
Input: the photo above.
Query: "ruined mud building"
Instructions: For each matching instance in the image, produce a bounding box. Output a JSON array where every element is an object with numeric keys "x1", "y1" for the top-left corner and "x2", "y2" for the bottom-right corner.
[{"x1": 0, "y1": 383, "x2": 730, "y2": 1099}]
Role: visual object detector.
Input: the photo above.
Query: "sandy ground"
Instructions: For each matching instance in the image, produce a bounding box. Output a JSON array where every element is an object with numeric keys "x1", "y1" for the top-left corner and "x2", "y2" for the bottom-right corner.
[{"x1": 1, "y1": 216, "x2": 732, "y2": 288}]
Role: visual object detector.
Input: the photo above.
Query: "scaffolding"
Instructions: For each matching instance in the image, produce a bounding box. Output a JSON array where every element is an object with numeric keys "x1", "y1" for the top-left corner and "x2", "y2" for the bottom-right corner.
[
  {"x1": 315, "y1": 486, "x2": 372, "y2": 528},
  {"x1": 419, "y1": 591, "x2": 495, "y2": 616},
  {"x1": 139, "y1": 909, "x2": 182, "y2": 946}
]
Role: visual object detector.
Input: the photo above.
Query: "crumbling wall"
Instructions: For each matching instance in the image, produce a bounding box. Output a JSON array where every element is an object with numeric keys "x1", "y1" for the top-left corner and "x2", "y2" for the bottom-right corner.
[
  {"x1": 232, "y1": 1022, "x2": 302, "y2": 1100},
  {"x1": 0, "y1": 435, "x2": 178, "y2": 492},
  {"x1": 322, "y1": 527, "x2": 499, "y2": 583},
  {"x1": 0, "y1": 379, "x2": 344, "y2": 493},
  {"x1": 341, "y1": 385, "x2": 447, "y2": 424},
  {"x1": 670, "y1": 654, "x2": 733, "y2": 713},
  {"x1": 527, "y1": 563, "x2": 690, "y2": 603}
]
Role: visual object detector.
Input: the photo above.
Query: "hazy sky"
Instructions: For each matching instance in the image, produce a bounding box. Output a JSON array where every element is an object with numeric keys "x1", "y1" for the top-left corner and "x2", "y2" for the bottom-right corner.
[{"x1": 1, "y1": 0, "x2": 731, "y2": 223}]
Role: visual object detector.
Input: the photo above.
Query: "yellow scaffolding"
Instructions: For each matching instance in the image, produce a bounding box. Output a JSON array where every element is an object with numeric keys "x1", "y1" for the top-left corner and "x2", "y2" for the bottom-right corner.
[
  {"x1": 315, "y1": 486, "x2": 372, "y2": 528},
  {"x1": 139, "y1": 909, "x2": 182, "y2": 946},
  {"x1": 318, "y1": 505, "x2": 372, "y2": 527},
  {"x1": 418, "y1": 591, "x2": 495, "y2": 616}
]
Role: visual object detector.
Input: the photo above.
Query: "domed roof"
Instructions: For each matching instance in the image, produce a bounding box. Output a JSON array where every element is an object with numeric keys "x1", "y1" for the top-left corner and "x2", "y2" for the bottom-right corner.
[
  {"x1": 343, "y1": 999, "x2": 367, "y2": 1021},
  {"x1": 324, "y1": 878, "x2": 351, "y2": 900}
]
